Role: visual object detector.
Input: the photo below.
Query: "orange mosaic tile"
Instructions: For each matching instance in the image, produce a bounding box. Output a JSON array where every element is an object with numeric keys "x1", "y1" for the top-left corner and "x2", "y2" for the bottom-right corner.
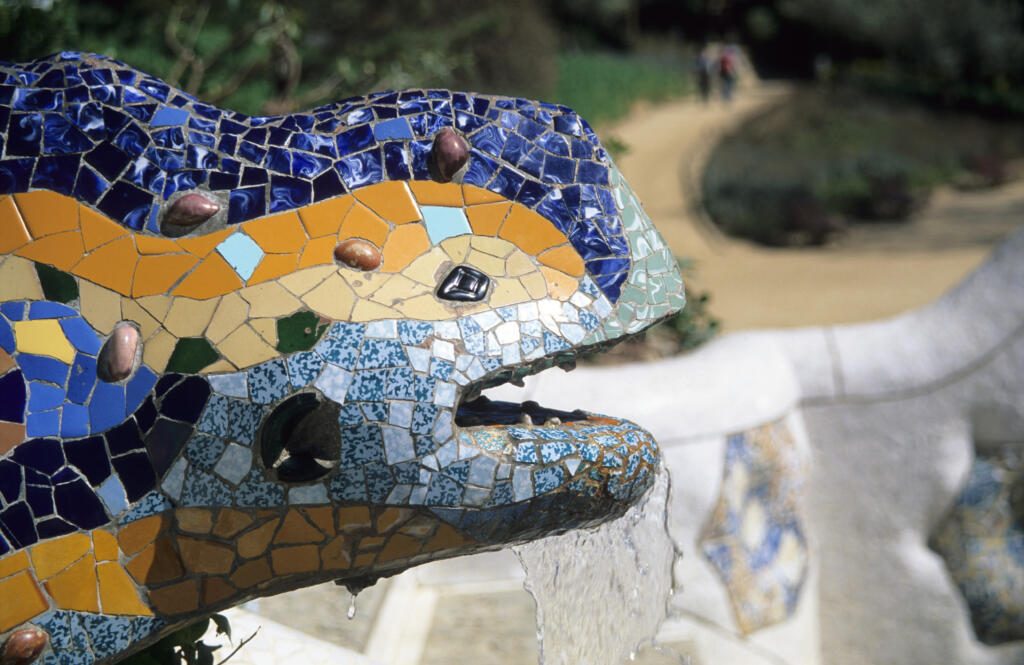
[
  {"x1": 274, "y1": 510, "x2": 325, "y2": 545},
  {"x1": 148, "y1": 579, "x2": 200, "y2": 615},
  {"x1": 175, "y1": 227, "x2": 233, "y2": 258},
  {"x1": 340, "y1": 204, "x2": 391, "y2": 247},
  {"x1": 178, "y1": 537, "x2": 236, "y2": 575},
  {"x1": 237, "y1": 519, "x2": 279, "y2": 559},
  {"x1": 230, "y1": 557, "x2": 272, "y2": 589},
  {"x1": 30, "y1": 532, "x2": 91, "y2": 579},
  {"x1": 499, "y1": 206, "x2": 567, "y2": 255},
  {"x1": 540, "y1": 266, "x2": 578, "y2": 299},
  {"x1": 79, "y1": 206, "x2": 128, "y2": 251},
  {"x1": 380, "y1": 224, "x2": 429, "y2": 273},
  {"x1": 0, "y1": 550, "x2": 29, "y2": 579},
  {"x1": 125, "y1": 536, "x2": 185, "y2": 586},
  {"x1": 246, "y1": 211, "x2": 308, "y2": 253},
  {"x1": 466, "y1": 201, "x2": 511, "y2": 236},
  {"x1": 297, "y1": 235, "x2": 338, "y2": 269},
  {"x1": 319, "y1": 535, "x2": 352, "y2": 570},
  {"x1": 117, "y1": 515, "x2": 168, "y2": 556},
  {"x1": 213, "y1": 509, "x2": 253, "y2": 538},
  {"x1": 172, "y1": 253, "x2": 242, "y2": 299},
  {"x1": 377, "y1": 534, "x2": 422, "y2": 563},
  {"x1": 0, "y1": 571, "x2": 48, "y2": 632},
  {"x1": 298, "y1": 195, "x2": 354, "y2": 237},
  {"x1": 375, "y1": 508, "x2": 411, "y2": 533},
  {"x1": 132, "y1": 253, "x2": 200, "y2": 297},
  {"x1": 538, "y1": 244, "x2": 585, "y2": 277},
  {"x1": 423, "y1": 523, "x2": 474, "y2": 553},
  {"x1": 202, "y1": 577, "x2": 235, "y2": 606},
  {"x1": 0, "y1": 196, "x2": 31, "y2": 253},
  {"x1": 409, "y1": 180, "x2": 463, "y2": 207},
  {"x1": 44, "y1": 554, "x2": 99, "y2": 613},
  {"x1": 271, "y1": 545, "x2": 320, "y2": 575},
  {"x1": 97, "y1": 562, "x2": 152, "y2": 615},
  {"x1": 0, "y1": 422, "x2": 25, "y2": 456},
  {"x1": 134, "y1": 235, "x2": 182, "y2": 255},
  {"x1": 353, "y1": 552, "x2": 377, "y2": 568},
  {"x1": 176, "y1": 508, "x2": 214, "y2": 534},
  {"x1": 463, "y1": 184, "x2": 507, "y2": 205},
  {"x1": 337, "y1": 506, "x2": 372, "y2": 531},
  {"x1": 248, "y1": 253, "x2": 299, "y2": 285},
  {"x1": 14, "y1": 190, "x2": 79, "y2": 238},
  {"x1": 354, "y1": 181, "x2": 421, "y2": 224},
  {"x1": 93, "y1": 531, "x2": 120, "y2": 562},
  {"x1": 16, "y1": 230, "x2": 85, "y2": 271},
  {"x1": 73, "y1": 235, "x2": 139, "y2": 294},
  {"x1": 301, "y1": 507, "x2": 335, "y2": 537}
]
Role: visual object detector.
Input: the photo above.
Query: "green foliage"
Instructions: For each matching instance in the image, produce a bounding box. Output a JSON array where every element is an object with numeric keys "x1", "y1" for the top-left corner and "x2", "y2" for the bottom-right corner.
[
  {"x1": 702, "y1": 87, "x2": 1024, "y2": 246},
  {"x1": 554, "y1": 49, "x2": 690, "y2": 126},
  {"x1": 120, "y1": 615, "x2": 230, "y2": 665},
  {"x1": 664, "y1": 259, "x2": 719, "y2": 352}
]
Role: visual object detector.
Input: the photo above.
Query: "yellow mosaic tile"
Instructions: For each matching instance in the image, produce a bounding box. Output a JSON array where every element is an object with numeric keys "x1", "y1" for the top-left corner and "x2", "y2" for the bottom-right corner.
[
  {"x1": 340, "y1": 203, "x2": 391, "y2": 247},
  {"x1": 279, "y1": 265, "x2": 335, "y2": 297},
  {"x1": 245, "y1": 211, "x2": 307, "y2": 253},
  {"x1": 240, "y1": 282, "x2": 302, "y2": 318},
  {"x1": 164, "y1": 297, "x2": 220, "y2": 338},
  {"x1": 350, "y1": 299, "x2": 401, "y2": 322},
  {"x1": 354, "y1": 181, "x2": 421, "y2": 224},
  {"x1": 45, "y1": 554, "x2": 99, "y2": 613},
  {"x1": 470, "y1": 235, "x2": 515, "y2": 258},
  {"x1": 298, "y1": 195, "x2": 354, "y2": 238},
  {"x1": 16, "y1": 230, "x2": 85, "y2": 271},
  {"x1": 121, "y1": 299, "x2": 161, "y2": 340},
  {"x1": 142, "y1": 330, "x2": 177, "y2": 371},
  {"x1": 73, "y1": 235, "x2": 138, "y2": 295},
  {"x1": 409, "y1": 180, "x2": 463, "y2": 206},
  {"x1": 78, "y1": 279, "x2": 120, "y2": 331},
  {"x1": 92, "y1": 531, "x2": 120, "y2": 562},
  {"x1": 0, "y1": 571, "x2": 48, "y2": 632},
  {"x1": 97, "y1": 562, "x2": 152, "y2": 615},
  {"x1": 271, "y1": 545, "x2": 320, "y2": 575},
  {"x1": 14, "y1": 190, "x2": 79, "y2": 238},
  {"x1": 490, "y1": 279, "x2": 531, "y2": 307},
  {"x1": 0, "y1": 196, "x2": 31, "y2": 253},
  {"x1": 172, "y1": 253, "x2": 242, "y2": 299},
  {"x1": 132, "y1": 253, "x2": 200, "y2": 297},
  {"x1": 302, "y1": 273, "x2": 356, "y2": 320},
  {"x1": 381, "y1": 224, "x2": 429, "y2": 273},
  {"x1": 505, "y1": 251, "x2": 536, "y2": 277},
  {"x1": 463, "y1": 183, "x2": 506, "y2": 204},
  {"x1": 439, "y1": 236, "x2": 471, "y2": 263},
  {"x1": 369, "y1": 274, "x2": 419, "y2": 309},
  {"x1": 466, "y1": 201, "x2": 511, "y2": 236},
  {"x1": 540, "y1": 266, "x2": 578, "y2": 299},
  {"x1": 521, "y1": 271, "x2": 549, "y2": 299},
  {"x1": 205, "y1": 292, "x2": 250, "y2": 344},
  {"x1": 0, "y1": 550, "x2": 30, "y2": 580},
  {"x1": 79, "y1": 206, "x2": 129, "y2": 252},
  {"x1": 403, "y1": 249, "x2": 446, "y2": 286},
  {"x1": 218, "y1": 325, "x2": 278, "y2": 368},
  {"x1": 466, "y1": 249, "x2": 505, "y2": 276},
  {"x1": 0, "y1": 256, "x2": 43, "y2": 302},
  {"x1": 137, "y1": 294, "x2": 173, "y2": 321},
  {"x1": 14, "y1": 320, "x2": 76, "y2": 364},
  {"x1": 250, "y1": 318, "x2": 278, "y2": 346}
]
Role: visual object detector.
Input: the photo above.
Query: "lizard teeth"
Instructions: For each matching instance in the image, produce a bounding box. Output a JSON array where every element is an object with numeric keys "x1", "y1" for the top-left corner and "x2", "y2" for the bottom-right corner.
[
  {"x1": 518, "y1": 412, "x2": 534, "y2": 426},
  {"x1": 558, "y1": 360, "x2": 577, "y2": 372},
  {"x1": 545, "y1": 417, "x2": 562, "y2": 426},
  {"x1": 509, "y1": 376, "x2": 525, "y2": 387}
]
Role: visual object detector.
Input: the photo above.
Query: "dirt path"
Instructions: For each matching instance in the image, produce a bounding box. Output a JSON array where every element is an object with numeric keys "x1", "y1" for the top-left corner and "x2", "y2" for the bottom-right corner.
[{"x1": 610, "y1": 84, "x2": 1024, "y2": 330}]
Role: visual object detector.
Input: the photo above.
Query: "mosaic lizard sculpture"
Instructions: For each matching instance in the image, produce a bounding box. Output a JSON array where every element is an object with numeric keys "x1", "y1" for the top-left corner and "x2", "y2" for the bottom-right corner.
[{"x1": 0, "y1": 52, "x2": 684, "y2": 664}]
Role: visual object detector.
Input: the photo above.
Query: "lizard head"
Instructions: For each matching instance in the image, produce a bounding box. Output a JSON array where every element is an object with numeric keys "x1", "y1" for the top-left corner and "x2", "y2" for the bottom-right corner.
[{"x1": 0, "y1": 52, "x2": 683, "y2": 662}]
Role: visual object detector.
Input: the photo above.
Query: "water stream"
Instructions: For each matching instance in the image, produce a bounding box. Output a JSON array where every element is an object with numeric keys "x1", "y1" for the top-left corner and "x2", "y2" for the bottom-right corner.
[{"x1": 514, "y1": 468, "x2": 682, "y2": 665}]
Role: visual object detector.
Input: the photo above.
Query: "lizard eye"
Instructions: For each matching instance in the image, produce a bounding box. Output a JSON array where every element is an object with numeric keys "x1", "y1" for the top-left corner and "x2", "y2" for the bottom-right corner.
[{"x1": 437, "y1": 265, "x2": 490, "y2": 302}]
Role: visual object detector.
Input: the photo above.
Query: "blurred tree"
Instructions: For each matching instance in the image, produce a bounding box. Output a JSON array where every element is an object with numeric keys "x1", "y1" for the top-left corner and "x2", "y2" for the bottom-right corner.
[{"x1": 0, "y1": 0, "x2": 558, "y2": 114}]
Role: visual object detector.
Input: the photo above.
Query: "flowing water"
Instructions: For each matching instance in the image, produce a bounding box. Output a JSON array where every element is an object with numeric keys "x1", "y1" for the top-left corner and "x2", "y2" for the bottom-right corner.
[{"x1": 514, "y1": 468, "x2": 683, "y2": 665}]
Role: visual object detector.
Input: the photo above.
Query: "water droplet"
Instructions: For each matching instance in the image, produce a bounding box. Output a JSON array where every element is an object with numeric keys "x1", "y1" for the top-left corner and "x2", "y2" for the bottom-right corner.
[{"x1": 347, "y1": 595, "x2": 357, "y2": 620}]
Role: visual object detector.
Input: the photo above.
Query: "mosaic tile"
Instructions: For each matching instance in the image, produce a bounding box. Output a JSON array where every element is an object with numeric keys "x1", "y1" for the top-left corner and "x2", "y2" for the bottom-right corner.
[
  {"x1": 0, "y1": 52, "x2": 684, "y2": 663},
  {"x1": 699, "y1": 422, "x2": 809, "y2": 634}
]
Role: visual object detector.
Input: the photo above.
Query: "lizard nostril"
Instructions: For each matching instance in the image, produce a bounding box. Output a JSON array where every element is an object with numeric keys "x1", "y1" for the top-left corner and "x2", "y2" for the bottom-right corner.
[
  {"x1": 334, "y1": 238, "x2": 381, "y2": 271},
  {"x1": 259, "y1": 393, "x2": 341, "y2": 483}
]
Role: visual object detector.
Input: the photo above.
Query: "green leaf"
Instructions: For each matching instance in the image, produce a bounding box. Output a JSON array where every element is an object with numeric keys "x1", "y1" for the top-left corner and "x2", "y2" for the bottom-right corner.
[
  {"x1": 166, "y1": 338, "x2": 220, "y2": 373},
  {"x1": 211, "y1": 613, "x2": 232, "y2": 641},
  {"x1": 34, "y1": 263, "x2": 79, "y2": 303},
  {"x1": 276, "y1": 310, "x2": 328, "y2": 353}
]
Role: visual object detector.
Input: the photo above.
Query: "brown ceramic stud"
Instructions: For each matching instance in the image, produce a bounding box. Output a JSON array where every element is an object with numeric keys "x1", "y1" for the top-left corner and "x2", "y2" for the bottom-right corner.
[
  {"x1": 162, "y1": 192, "x2": 220, "y2": 236},
  {"x1": 97, "y1": 322, "x2": 140, "y2": 383},
  {"x1": 334, "y1": 239, "x2": 382, "y2": 271},
  {"x1": 1, "y1": 628, "x2": 48, "y2": 665},
  {"x1": 431, "y1": 127, "x2": 469, "y2": 182}
]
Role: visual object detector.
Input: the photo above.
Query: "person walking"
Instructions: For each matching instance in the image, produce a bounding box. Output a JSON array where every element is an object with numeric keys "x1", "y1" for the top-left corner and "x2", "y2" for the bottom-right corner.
[
  {"x1": 695, "y1": 46, "x2": 713, "y2": 103},
  {"x1": 718, "y1": 44, "x2": 739, "y2": 103}
]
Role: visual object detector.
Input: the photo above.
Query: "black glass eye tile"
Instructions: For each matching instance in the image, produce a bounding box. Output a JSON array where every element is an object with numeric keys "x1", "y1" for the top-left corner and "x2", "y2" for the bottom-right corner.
[
  {"x1": 437, "y1": 265, "x2": 490, "y2": 302},
  {"x1": 54, "y1": 477, "x2": 108, "y2": 528}
]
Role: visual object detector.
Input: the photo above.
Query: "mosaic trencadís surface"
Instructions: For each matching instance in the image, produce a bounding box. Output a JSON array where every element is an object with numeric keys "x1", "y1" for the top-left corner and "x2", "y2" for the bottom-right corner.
[
  {"x1": 0, "y1": 52, "x2": 684, "y2": 663},
  {"x1": 700, "y1": 421, "x2": 809, "y2": 634},
  {"x1": 930, "y1": 450, "x2": 1024, "y2": 645}
]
